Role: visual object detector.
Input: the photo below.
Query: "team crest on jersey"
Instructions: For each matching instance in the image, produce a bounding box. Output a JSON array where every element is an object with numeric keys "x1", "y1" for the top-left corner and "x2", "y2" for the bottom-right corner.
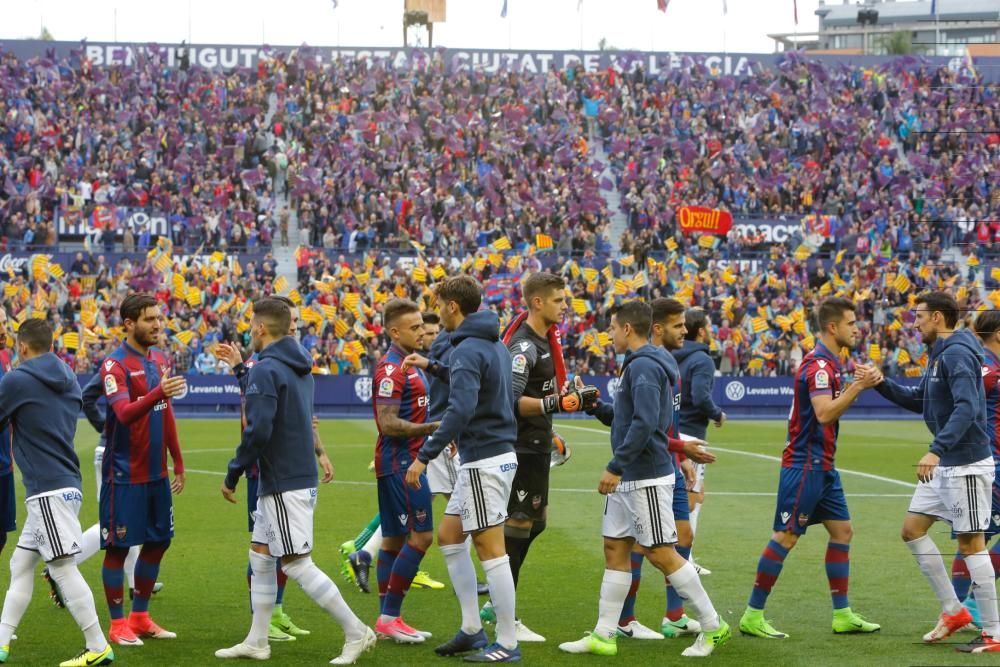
[
  {"x1": 378, "y1": 378, "x2": 395, "y2": 398},
  {"x1": 104, "y1": 374, "x2": 118, "y2": 396},
  {"x1": 116, "y1": 525, "x2": 128, "y2": 540},
  {"x1": 415, "y1": 509, "x2": 427, "y2": 524},
  {"x1": 798, "y1": 513, "x2": 809, "y2": 527},
  {"x1": 512, "y1": 354, "x2": 527, "y2": 374},
  {"x1": 354, "y1": 377, "x2": 372, "y2": 403},
  {"x1": 814, "y1": 370, "x2": 829, "y2": 389}
]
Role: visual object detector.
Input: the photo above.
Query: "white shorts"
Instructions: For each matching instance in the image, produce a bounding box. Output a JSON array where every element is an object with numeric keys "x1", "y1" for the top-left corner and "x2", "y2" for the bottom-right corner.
[
  {"x1": 428, "y1": 451, "x2": 460, "y2": 496},
  {"x1": 94, "y1": 445, "x2": 104, "y2": 498},
  {"x1": 908, "y1": 458, "x2": 995, "y2": 533},
  {"x1": 445, "y1": 453, "x2": 517, "y2": 533},
  {"x1": 603, "y1": 476, "x2": 678, "y2": 548},
  {"x1": 18, "y1": 488, "x2": 84, "y2": 563},
  {"x1": 251, "y1": 488, "x2": 317, "y2": 558}
]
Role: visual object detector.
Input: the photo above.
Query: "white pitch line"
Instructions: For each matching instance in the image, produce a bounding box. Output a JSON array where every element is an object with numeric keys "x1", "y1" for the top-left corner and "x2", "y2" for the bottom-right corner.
[
  {"x1": 556, "y1": 424, "x2": 918, "y2": 490},
  {"x1": 182, "y1": 470, "x2": 909, "y2": 497}
]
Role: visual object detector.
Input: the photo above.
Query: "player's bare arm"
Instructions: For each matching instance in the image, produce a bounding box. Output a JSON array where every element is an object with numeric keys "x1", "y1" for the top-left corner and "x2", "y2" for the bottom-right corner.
[
  {"x1": 810, "y1": 369, "x2": 879, "y2": 425},
  {"x1": 376, "y1": 403, "x2": 440, "y2": 438}
]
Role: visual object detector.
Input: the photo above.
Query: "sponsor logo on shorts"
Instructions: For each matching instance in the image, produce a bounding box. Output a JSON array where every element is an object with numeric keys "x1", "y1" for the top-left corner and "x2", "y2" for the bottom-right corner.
[
  {"x1": 516, "y1": 490, "x2": 527, "y2": 502},
  {"x1": 62, "y1": 491, "x2": 83, "y2": 502},
  {"x1": 33, "y1": 529, "x2": 46, "y2": 547},
  {"x1": 398, "y1": 513, "x2": 409, "y2": 525},
  {"x1": 780, "y1": 511, "x2": 791, "y2": 524},
  {"x1": 951, "y1": 502, "x2": 965, "y2": 520},
  {"x1": 499, "y1": 463, "x2": 518, "y2": 473}
]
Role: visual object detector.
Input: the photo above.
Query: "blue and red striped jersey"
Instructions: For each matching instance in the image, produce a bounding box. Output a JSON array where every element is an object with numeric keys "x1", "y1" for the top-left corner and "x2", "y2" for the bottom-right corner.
[
  {"x1": 782, "y1": 341, "x2": 842, "y2": 471},
  {"x1": 982, "y1": 348, "x2": 1000, "y2": 467},
  {"x1": 373, "y1": 345, "x2": 429, "y2": 478},
  {"x1": 0, "y1": 349, "x2": 12, "y2": 474},
  {"x1": 100, "y1": 342, "x2": 176, "y2": 484}
]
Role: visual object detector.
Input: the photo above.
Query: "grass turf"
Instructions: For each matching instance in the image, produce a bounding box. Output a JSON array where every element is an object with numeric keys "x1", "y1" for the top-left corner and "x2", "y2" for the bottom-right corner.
[{"x1": 0, "y1": 417, "x2": 987, "y2": 665}]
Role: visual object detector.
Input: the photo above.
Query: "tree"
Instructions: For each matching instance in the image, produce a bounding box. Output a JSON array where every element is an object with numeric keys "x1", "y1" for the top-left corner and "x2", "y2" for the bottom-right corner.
[
  {"x1": 879, "y1": 31, "x2": 913, "y2": 56},
  {"x1": 38, "y1": 26, "x2": 54, "y2": 41}
]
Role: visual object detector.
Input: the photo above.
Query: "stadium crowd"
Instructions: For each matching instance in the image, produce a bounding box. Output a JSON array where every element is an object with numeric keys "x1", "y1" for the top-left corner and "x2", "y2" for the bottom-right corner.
[{"x1": 0, "y1": 45, "x2": 997, "y2": 377}]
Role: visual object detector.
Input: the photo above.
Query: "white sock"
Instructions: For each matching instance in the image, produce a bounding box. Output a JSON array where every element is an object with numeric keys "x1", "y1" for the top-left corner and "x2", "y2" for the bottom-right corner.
[
  {"x1": 967, "y1": 550, "x2": 1000, "y2": 637},
  {"x1": 595, "y1": 569, "x2": 632, "y2": 639},
  {"x1": 0, "y1": 548, "x2": 39, "y2": 645},
  {"x1": 482, "y1": 556, "x2": 517, "y2": 650},
  {"x1": 124, "y1": 546, "x2": 140, "y2": 590},
  {"x1": 906, "y1": 536, "x2": 961, "y2": 615},
  {"x1": 667, "y1": 561, "x2": 720, "y2": 632},
  {"x1": 362, "y1": 527, "x2": 382, "y2": 560},
  {"x1": 76, "y1": 524, "x2": 102, "y2": 566},
  {"x1": 689, "y1": 503, "x2": 702, "y2": 540},
  {"x1": 245, "y1": 551, "x2": 277, "y2": 648},
  {"x1": 47, "y1": 558, "x2": 108, "y2": 652},
  {"x1": 283, "y1": 557, "x2": 365, "y2": 641},
  {"x1": 441, "y1": 542, "x2": 482, "y2": 635}
]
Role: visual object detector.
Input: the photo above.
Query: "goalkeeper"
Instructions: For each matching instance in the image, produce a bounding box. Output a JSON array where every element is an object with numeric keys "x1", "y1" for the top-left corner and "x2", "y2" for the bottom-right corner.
[{"x1": 478, "y1": 272, "x2": 600, "y2": 643}]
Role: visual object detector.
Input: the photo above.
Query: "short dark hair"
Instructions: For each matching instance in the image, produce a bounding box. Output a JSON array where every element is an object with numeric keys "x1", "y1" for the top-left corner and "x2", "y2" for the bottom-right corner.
[
  {"x1": 916, "y1": 291, "x2": 960, "y2": 328},
  {"x1": 522, "y1": 271, "x2": 566, "y2": 302},
  {"x1": 272, "y1": 295, "x2": 296, "y2": 309},
  {"x1": 816, "y1": 297, "x2": 857, "y2": 332},
  {"x1": 120, "y1": 293, "x2": 158, "y2": 323},
  {"x1": 650, "y1": 297, "x2": 686, "y2": 324},
  {"x1": 684, "y1": 307, "x2": 709, "y2": 341},
  {"x1": 17, "y1": 318, "x2": 52, "y2": 353},
  {"x1": 436, "y1": 275, "x2": 481, "y2": 316},
  {"x1": 613, "y1": 301, "x2": 652, "y2": 338},
  {"x1": 384, "y1": 298, "x2": 421, "y2": 328},
  {"x1": 975, "y1": 309, "x2": 1000, "y2": 341},
  {"x1": 422, "y1": 311, "x2": 440, "y2": 326},
  {"x1": 252, "y1": 297, "x2": 291, "y2": 337}
]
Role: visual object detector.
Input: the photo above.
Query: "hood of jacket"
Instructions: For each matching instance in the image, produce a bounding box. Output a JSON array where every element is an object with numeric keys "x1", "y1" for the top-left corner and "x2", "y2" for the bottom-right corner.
[
  {"x1": 451, "y1": 310, "x2": 500, "y2": 346},
  {"x1": 260, "y1": 336, "x2": 314, "y2": 376},
  {"x1": 623, "y1": 344, "x2": 678, "y2": 386},
  {"x1": 672, "y1": 339, "x2": 710, "y2": 363},
  {"x1": 17, "y1": 352, "x2": 78, "y2": 393}
]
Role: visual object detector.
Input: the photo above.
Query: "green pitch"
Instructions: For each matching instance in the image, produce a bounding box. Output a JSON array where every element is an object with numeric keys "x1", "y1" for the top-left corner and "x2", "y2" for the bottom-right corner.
[{"x1": 1, "y1": 418, "x2": 986, "y2": 665}]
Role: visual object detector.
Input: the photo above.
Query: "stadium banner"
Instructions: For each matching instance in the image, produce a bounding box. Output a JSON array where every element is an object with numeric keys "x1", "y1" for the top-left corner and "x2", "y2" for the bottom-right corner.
[
  {"x1": 677, "y1": 206, "x2": 733, "y2": 236},
  {"x1": 3, "y1": 40, "x2": 997, "y2": 82},
  {"x1": 728, "y1": 217, "x2": 802, "y2": 244},
  {"x1": 56, "y1": 206, "x2": 171, "y2": 239},
  {"x1": 0, "y1": 251, "x2": 268, "y2": 275},
  {"x1": 71, "y1": 373, "x2": 924, "y2": 418}
]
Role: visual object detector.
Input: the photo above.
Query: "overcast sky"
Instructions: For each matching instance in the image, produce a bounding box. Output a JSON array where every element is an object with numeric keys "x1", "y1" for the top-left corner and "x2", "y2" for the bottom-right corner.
[{"x1": 1, "y1": 0, "x2": 822, "y2": 54}]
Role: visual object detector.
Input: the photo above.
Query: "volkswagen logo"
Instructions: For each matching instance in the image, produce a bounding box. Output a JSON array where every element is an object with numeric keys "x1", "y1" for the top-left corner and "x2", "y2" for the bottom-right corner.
[
  {"x1": 354, "y1": 377, "x2": 372, "y2": 403},
  {"x1": 724, "y1": 381, "x2": 746, "y2": 402}
]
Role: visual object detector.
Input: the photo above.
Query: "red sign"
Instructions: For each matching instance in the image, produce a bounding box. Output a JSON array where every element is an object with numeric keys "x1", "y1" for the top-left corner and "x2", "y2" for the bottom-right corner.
[{"x1": 677, "y1": 206, "x2": 733, "y2": 236}]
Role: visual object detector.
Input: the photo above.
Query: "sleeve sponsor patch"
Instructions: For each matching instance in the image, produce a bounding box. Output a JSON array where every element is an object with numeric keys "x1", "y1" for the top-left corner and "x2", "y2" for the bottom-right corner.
[
  {"x1": 378, "y1": 378, "x2": 395, "y2": 398},
  {"x1": 104, "y1": 373, "x2": 118, "y2": 396},
  {"x1": 512, "y1": 354, "x2": 528, "y2": 374},
  {"x1": 814, "y1": 369, "x2": 829, "y2": 389}
]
